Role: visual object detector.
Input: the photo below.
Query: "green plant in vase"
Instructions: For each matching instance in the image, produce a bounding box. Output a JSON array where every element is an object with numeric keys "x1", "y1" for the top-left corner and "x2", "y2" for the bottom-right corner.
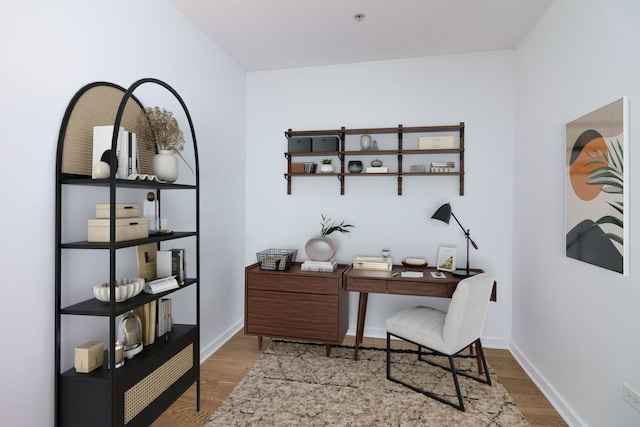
[{"x1": 319, "y1": 158, "x2": 335, "y2": 173}]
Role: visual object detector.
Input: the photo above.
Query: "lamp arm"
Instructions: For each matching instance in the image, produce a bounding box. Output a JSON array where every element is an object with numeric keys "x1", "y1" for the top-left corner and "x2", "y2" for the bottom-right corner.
[{"x1": 450, "y1": 211, "x2": 479, "y2": 249}]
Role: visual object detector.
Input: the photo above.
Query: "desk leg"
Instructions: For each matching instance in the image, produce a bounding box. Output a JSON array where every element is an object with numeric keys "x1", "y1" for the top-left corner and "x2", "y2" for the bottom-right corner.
[
  {"x1": 257, "y1": 336, "x2": 262, "y2": 350},
  {"x1": 326, "y1": 344, "x2": 331, "y2": 357},
  {"x1": 354, "y1": 292, "x2": 369, "y2": 361}
]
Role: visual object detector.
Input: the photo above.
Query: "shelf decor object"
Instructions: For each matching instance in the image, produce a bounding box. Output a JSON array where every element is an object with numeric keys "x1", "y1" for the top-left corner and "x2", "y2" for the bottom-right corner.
[
  {"x1": 284, "y1": 123, "x2": 465, "y2": 195},
  {"x1": 137, "y1": 106, "x2": 194, "y2": 183},
  {"x1": 431, "y1": 203, "x2": 478, "y2": 277},
  {"x1": 55, "y1": 78, "x2": 200, "y2": 427}
]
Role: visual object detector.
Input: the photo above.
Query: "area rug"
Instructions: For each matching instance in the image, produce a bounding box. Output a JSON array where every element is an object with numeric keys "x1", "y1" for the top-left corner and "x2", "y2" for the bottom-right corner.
[{"x1": 207, "y1": 340, "x2": 528, "y2": 426}]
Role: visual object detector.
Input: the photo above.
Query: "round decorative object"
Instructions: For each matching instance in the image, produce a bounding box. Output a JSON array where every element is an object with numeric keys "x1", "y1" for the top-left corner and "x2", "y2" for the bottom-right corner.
[
  {"x1": 153, "y1": 150, "x2": 179, "y2": 183},
  {"x1": 348, "y1": 160, "x2": 363, "y2": 173},
  {"x1": 305, "y1": 236, "x2": 337, "y2": 261},
  {"x1": 360, "y1": 135, "x2": 372, "y2": 150},
  {"x1": 319, "y1": 164, "x2": 335, "y2": 173},
  {"x1": 94, "y1": 161, "x2": 111, "y2": 179},
  {"x1": 371, "y1": 159, "x2": 383, "y2": 167}
]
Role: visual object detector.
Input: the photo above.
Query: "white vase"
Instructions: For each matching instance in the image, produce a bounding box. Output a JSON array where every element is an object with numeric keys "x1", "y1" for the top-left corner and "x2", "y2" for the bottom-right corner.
[
  {"x1": 153, "y1": 150, "x2": 179, "y2": 183},
  {"x1": 360, "y1": 135, "x2": 372, "y2": 150}
]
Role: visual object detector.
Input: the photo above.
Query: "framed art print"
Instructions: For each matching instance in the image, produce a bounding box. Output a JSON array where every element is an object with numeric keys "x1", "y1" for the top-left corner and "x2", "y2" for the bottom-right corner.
[
  {"x1": 565, "y1": 97, "x2": 629, "y2": 275},
  {"x1": 436, "y1": 246, "x2": 457, "y2": 272}
]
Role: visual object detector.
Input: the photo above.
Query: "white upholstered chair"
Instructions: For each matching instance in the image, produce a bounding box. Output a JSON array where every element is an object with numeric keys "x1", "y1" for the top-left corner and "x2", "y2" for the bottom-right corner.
[{"x1": 385, "y1": 272, "x2": 494, "y2": 411}]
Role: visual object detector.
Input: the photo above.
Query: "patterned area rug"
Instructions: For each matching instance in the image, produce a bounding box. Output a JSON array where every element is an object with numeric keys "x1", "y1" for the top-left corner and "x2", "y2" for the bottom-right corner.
[{"x1": 207, "y1": 340, "x2": 529, "y2": 426}]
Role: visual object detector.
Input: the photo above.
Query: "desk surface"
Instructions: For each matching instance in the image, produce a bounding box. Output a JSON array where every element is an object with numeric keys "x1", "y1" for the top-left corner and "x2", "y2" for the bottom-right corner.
[{"x1": 345, "y1": 265, "x2": 496, "y2": 301}]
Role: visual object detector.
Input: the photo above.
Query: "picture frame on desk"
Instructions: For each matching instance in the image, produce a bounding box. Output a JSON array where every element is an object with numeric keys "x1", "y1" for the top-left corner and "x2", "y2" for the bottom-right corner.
[{"x1": 436, "y1": 246, "x2": 457, "y2": 272}]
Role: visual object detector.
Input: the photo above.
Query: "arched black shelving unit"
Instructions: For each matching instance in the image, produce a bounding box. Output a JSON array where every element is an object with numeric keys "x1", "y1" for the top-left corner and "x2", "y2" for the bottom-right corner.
[{"x1": 54, "y1": 78, "x2": 200, "y2": 427}]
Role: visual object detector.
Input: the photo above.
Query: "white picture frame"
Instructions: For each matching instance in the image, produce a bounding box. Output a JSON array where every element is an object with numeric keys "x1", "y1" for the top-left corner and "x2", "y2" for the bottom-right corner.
[{"x1": 436, "y1": 246, "x2": 457, "y2": 272}]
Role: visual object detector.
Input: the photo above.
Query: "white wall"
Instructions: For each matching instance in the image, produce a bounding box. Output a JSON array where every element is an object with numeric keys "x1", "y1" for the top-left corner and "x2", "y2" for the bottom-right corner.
[
  {"x1": 513, "y1": 0, "x2": 640, "y2": 425},
  {"x1": 0, "y1": 1, "x2": 246, "y2": 426},
  {"x1": 246, "y1": 51, "x2": 516, "y2": 347}
]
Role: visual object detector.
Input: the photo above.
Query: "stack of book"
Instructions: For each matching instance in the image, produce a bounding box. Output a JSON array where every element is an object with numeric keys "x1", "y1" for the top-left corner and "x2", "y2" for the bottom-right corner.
[
  {"x1": 156, "y1": 298, "x2": 173, "y2": 337},
  {"x1": 301, "y1": 259, "x2": 337, "y2": 272},
  {"x1": 291, "y1": 162, "x2": 318, "y2": 173},
  {"x1": 92, "y1": 125, "x2": 139, "y2": 179},
  {"x1": 352, "y1": 256, "x2": 393, "y2": 271},
  {"x1": 430, "y1": 161, "x2": 456, "y2": 172}
]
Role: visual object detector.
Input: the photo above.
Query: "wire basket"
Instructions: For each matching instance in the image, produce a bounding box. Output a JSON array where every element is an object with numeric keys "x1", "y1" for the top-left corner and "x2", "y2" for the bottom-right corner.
[{"x1": 257, "y1": 248, "x2": 298, "y2": 271}]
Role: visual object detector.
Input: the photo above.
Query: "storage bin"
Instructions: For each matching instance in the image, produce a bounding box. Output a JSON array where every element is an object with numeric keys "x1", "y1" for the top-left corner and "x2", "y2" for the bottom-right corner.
[
  {"x1": 88, "y1": 217, "x2": 149, "y2": 242},
  {"x1": 312, "y1": 136, "x2": 339, "y2": 152},
  {"x1": 287, "y1": 137, "x2": 312, "y2": 152},
  {"x1": 257, "y1": 248, "x2": 298, "y2": 271}
]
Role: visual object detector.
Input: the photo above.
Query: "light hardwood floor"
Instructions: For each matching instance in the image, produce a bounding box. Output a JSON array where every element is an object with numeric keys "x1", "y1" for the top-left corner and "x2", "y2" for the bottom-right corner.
[{"x1": 152, "y1": 332, "x2": 567, "y2": 426}]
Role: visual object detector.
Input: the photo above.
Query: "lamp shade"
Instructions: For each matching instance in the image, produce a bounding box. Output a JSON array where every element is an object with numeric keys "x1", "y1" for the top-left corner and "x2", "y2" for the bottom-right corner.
[{"x1": 431, "y1": 203, "x2": 452, "y2": 225}]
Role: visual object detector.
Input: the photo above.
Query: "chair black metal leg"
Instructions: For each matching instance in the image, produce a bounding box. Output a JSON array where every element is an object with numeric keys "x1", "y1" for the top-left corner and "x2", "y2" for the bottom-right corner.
[
  {"x1": 386, "y1": 334, "x2": 493, "y2": 412},
  {"x1": 475, "y1": 339, "x2": 492, "y2": 385},
  {"x1": 448, "y1": 355, "x2": 465, "y2": 411}
]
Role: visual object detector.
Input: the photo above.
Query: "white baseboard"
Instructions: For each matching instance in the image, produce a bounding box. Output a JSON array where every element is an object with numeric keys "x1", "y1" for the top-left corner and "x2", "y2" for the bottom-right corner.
[
  {"x1": 200, "y1": 319, "x2": 244, "y2": 362},
  {"x1": 509, "y1": 341, "x2": 585, "y2": 427}
]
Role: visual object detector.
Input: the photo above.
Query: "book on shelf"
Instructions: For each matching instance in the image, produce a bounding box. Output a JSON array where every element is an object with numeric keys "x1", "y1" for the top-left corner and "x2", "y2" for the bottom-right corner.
[
  {"x1": 301, "y1": 259, "x2": 338, "y2": 272},
  {"x1": 92, "y1": 125, "x2": 139, "y2": 179},
  {"x1": 366, "y1": 167, "x2": 389, "y2": 173},
  {"x1": 157, "y1": 298, "x2": 172, "y2": 337},
  {"x1": 352, "y1": 256, "x2": 393, "y2": 271},
  {"x1": 430, "y1": 161, "x2": 456, "y2": 172}
]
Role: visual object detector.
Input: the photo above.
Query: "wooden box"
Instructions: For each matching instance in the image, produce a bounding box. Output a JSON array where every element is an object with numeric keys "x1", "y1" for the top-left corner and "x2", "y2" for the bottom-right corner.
[
  {"x1": 74, "y1": 340, "x2": 104, "y2": 373},
  {"x1": 95, "y1": 203, "x2": 140, "y2": 219},
  {"x1": 88, "y1": 217, "x2": 149, "y2": 242}
]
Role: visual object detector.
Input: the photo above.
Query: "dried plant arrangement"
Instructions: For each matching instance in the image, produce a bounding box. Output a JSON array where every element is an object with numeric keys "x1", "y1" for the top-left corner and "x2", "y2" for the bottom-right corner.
[{"x1": 137, "y1": 107, "x2": 193, "y2": 174}]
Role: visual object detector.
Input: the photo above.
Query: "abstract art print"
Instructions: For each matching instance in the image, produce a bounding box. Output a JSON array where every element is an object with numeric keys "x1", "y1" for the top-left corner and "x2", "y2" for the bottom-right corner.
[{"x1": 566, "y1": 97, "x2": 629, "y2": 275}]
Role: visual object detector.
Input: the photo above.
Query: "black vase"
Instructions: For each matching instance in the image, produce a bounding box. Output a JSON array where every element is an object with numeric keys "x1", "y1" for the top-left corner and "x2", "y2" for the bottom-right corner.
[{"x1": 348, "y1": 160, "x2": 363, "y2": 173}]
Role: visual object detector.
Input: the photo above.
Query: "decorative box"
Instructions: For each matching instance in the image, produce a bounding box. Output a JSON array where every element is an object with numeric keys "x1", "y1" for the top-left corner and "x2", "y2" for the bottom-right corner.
[
  {"x1": 418, "y1": 136, "x2": 455, "y2": 149},
  {"x1": 74, "y1": 340, "x2": 104, "y2": 373},
  {"x1": 312, "y1": 136, "x2": 339, "y2": 152},
  {"x1": 88, "y1": 217, "x2": 149, "y2": 242},
  {"x1": 287, "y1": 137, "x2": 312, "y2": 152},
  {"x1": 95, "y1": 203, "x2": 140, "y2": 219}
]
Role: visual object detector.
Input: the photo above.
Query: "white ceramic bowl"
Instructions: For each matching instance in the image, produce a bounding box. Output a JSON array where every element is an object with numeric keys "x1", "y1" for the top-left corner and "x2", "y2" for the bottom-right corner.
[{"x1": 93, "y1": 278, "x2": 145, "y2": 302}]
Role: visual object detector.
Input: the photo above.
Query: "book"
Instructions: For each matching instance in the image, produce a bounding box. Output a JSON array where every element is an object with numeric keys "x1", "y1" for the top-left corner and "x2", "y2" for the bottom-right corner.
[
  {"x1": 301, "y1": 259, "x2": 337, "y2": 272},
  {"x1": 92, "y1": 125, "x2": 126, "y2": 179},
  {"x1": 171, "y1": 249, "x2": 186, "y2": 284},
  {"x1": 136, "y1": 243, "x2": 158, "y2": 281},
  {"x1": 430, "y1": 161, "x2": 456, "y2": 173},
  {"x1": 366, "y1": 167, "x2": 389, "y2": 173},
  {"x1": 126, "y1": 131, "x2": 139, "y2": 177},
  {"x1": 353, "y1": 256, "x2": 392, "y2": 271}
]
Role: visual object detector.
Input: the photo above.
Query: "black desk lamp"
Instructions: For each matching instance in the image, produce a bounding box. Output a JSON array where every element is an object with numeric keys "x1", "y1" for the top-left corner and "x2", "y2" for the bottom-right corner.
[{"x1": 430, "y1": 203, "x2": 478, "y2": 277}]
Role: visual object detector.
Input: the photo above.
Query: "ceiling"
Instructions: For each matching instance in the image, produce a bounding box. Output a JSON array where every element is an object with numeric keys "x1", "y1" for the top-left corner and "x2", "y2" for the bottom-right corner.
[{"x1": 169, "y1": 0, "x2": 554, "y2": 71}]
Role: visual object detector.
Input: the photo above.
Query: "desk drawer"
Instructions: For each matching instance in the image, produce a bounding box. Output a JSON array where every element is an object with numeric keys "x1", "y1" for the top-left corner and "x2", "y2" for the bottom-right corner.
[
  {"x1": 247, "y1": 273, "x2": 339, "y2": 295},
  {"x1": 345, "y1": 277, "x2": 386, "y2": 293},
  {"x1": 246, "y1": 289, "x2": 340, "y2": 342},
  {"x1": 388, "y1": 280, "x2": 449, "y2": 297}
]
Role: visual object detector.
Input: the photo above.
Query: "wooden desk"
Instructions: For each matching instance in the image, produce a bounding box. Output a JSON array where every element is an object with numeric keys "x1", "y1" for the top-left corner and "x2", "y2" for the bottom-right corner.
[{"x1": 344, "y1": 265, "x2": 496, "y2": 360}]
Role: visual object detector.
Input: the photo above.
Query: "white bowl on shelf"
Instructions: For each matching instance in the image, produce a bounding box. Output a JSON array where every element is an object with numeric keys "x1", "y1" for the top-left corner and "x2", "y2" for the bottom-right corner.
[{"x1": 93, "y1": 278, "x2": 145, "y2": 302}]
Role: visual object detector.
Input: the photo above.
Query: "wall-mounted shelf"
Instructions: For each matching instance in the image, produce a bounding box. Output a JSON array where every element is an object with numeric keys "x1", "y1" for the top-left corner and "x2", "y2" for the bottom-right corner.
[{"x1": 284, "y1": 123, "x2": 465, "y2": 195}]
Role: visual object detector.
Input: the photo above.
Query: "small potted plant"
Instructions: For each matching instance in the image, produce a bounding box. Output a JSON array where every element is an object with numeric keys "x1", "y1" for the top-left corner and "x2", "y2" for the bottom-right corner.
[{"x1": 319, "y1": 158, "x2": 335, "y2": 173}]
